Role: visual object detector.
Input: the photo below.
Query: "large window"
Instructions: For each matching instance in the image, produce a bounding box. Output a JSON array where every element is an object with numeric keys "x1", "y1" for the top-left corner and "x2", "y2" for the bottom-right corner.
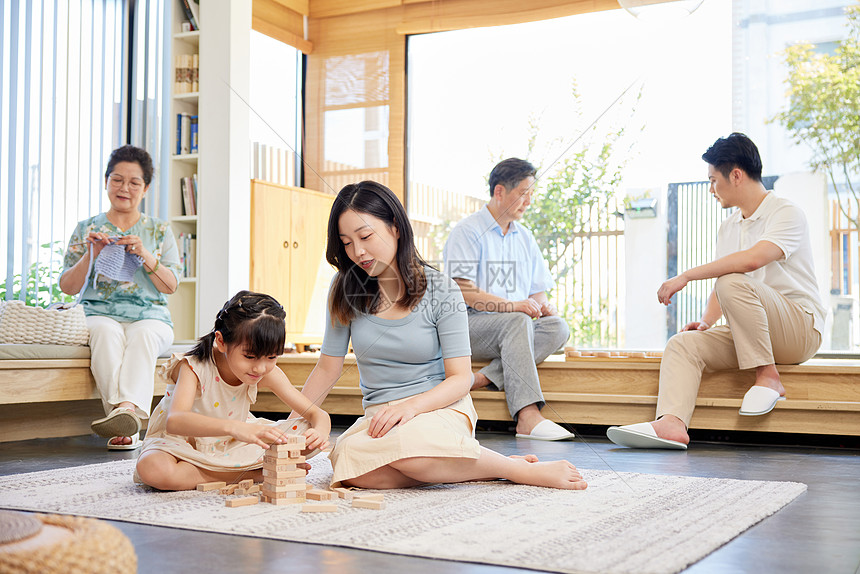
[
  {"x1": 0, "y1": 0, "x2": 167, "y2": 306},
  {"x1": 249, "y1": 30, "x2": 302, "y2": 188},
  {"x1": 408, "y1": 0, "x2": 854, "y2": 352}
]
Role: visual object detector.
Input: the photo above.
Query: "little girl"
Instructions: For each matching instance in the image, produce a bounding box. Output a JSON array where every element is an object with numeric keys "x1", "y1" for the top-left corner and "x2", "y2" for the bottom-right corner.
[
  {"x1": 135, "y1": 291, "x2": 331, "y2": 490},
  {"x1": 300, "y1": 180, "x2": 587, "y2": 491}
]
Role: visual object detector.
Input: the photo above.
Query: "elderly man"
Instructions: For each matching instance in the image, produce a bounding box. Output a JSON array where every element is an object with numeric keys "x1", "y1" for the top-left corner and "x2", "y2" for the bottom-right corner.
[{"x1": 444, "y1": 157, "x2": 573, "y2": 440}]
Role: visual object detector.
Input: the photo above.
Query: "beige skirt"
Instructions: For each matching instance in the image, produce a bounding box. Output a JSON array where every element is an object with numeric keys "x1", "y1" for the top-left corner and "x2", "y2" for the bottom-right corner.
[{"x1": 329, "y1": 394, "x2": 482, "y2": 486}]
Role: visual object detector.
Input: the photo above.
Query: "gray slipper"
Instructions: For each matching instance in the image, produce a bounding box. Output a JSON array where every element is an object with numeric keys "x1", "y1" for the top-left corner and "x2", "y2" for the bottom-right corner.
[{"x1": 91, "y1": 408, "x2": 141, "y2": 438}]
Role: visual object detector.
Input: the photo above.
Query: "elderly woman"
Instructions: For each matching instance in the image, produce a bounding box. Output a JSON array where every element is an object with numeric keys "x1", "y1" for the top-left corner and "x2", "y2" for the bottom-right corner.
[{"x1": 60, "y1": 145, "x2": 181, "y2": 450}]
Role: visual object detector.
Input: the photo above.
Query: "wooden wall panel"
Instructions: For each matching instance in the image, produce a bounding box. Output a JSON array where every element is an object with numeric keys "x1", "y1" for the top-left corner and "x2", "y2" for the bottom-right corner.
[
  {"x1": 297, "y1": 0, "x2": 619, "y2": 205},
  {"x1": 253, "y1": 0, "x2": 313, "y2": 53}
]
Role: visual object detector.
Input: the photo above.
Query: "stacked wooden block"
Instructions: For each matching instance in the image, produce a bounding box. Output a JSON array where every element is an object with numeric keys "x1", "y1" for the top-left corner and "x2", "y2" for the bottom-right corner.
[{"x1": 261, "y1": 435, "x2": 308, "y2": 506}]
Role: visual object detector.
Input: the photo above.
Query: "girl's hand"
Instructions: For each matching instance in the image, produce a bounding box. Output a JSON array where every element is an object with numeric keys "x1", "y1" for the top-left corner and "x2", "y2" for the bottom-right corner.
[
  {"x1": 228, "y1": 421, "x2": 288, "y2": 449},
  {"x1": 114, "y1": 234, "x2": 149, "y2": 259},
  {"x1": 368, "y1": 402, "x2": 418, "y2": 438},
  {"x1": 302, "y1": 428, "x2": 330, "y2": 453}
]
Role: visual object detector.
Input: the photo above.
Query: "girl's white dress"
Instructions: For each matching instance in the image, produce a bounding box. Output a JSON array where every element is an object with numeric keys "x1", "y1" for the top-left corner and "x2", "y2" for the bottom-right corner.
[{"x1": 139, "y1": 353, "x2": 309, "y2": 472}]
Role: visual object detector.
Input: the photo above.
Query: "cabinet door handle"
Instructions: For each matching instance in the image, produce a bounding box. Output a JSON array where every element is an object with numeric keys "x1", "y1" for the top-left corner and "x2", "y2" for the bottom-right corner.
[
  {"x1": 283, "y1": 241, "x2": 289, "y2": 248},
  {"x1": 293, "y1": 241, "x2": 299, "y2": 249}
]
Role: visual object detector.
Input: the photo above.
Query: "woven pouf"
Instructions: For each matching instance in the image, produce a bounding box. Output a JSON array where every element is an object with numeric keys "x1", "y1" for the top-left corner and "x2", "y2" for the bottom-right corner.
[{"x1": 0, "y1": 511, "x2": 137, "y2": 573}]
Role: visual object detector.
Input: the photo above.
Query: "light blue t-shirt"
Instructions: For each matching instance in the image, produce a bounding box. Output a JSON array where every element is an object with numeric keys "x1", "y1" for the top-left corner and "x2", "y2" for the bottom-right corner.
[
  {"x1": 320, "y1": 267, "x2": 471, "y2": 408},
  {"x1": 443, "y1": 205, "x2": 554, "y2": 301},
  {"x1": 63, "y1": 212, "x2": 182, "y2": 326}
]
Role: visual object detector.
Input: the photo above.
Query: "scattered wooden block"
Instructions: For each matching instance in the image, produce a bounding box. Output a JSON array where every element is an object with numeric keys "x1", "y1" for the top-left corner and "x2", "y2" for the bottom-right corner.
[
  {"x1": 355, "y1": 493, "x2": 384, "y2": 502},
  {"x1": 563, "y1": 346, "x2": 576, "y2": 353},
  {"x1": 332, "y1": 487, "x2": 354, "y2": 501},
  {"x1": 196, "y1": 481, "x2": 227, "y2": 492},
  {"x1": 264, "y1": 495, "x2": 306, "y2": 505},
  {"x1": 629, "y1": 352, "x2": 646, "y2": 358},
  {"x1": 306, "y1": 489, "x2": 334, "y2": 501},
  {"x1": 220, "y1": 484, "x2": 239, "y2": 495},
  {"x1": 566, "y1": 350, "x2": 582, "y2": 358},
  {"x1": 596, "y1": 351, "x2": 611, "y2": 358},
  {"x1": 301, "y1": 503, "x2": 338, "y2": 513},
  {"x1": 225, "y1": 495, "x2": 259, "y2": 508},
  {"x1": 580, "y1": 351, "x2": 595, "y2": 357},
  {"x1": 237, "y1": 479, "x2": 254, "y2": 489},
  {"x1": 352, "y1": 498, "x2": 386, "y2": 510}
]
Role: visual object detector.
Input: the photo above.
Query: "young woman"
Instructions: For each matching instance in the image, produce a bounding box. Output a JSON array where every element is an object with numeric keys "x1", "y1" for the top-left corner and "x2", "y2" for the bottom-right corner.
[{"x1": 299, "y1": 180, "x2": 587, "y2": 490}]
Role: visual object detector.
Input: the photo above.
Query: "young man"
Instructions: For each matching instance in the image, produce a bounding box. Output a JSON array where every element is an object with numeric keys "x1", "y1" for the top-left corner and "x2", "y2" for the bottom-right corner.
[
  {"x1": 607, "y1": 133, "x2": 824, "y2": 449},
  {"x1": 444, "y1": 158, "x2": 573, "y2": 441}
]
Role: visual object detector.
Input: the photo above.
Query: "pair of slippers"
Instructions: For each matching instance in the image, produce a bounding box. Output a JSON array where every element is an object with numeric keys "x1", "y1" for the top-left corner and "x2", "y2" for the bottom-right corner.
[
  {"x1": 92, "y1": 407, "x2": 143, "y2": 451},
  {"x1": 606, "y1": 386, "x2": 785, "y2": 449}
]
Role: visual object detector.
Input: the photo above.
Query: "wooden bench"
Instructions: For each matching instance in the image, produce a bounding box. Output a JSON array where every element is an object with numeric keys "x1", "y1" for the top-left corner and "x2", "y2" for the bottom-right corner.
[{"x1": 2, "y1": 353, "x2": 858, "y2": 442}]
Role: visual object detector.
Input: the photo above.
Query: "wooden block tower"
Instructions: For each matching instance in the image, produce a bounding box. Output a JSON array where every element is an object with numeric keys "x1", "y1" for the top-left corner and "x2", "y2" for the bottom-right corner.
[{"x1": 261, "y1": 434, "x2": 307, "y2": 506}]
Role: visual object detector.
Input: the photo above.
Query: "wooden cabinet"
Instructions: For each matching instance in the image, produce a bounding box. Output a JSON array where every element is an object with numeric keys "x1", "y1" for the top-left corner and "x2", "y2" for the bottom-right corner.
[{"x1": 250, "y1": 180, "x2": 335, "y2": 343}]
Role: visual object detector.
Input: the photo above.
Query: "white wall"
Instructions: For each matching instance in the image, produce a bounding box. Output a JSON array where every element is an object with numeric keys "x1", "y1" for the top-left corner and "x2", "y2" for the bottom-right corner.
[
  {"x1": 198, "y1": 1, "x2": 252, "y2": 333},
  {"x1": 624, "y1": 186, "x2": 668, "y2": 349}
]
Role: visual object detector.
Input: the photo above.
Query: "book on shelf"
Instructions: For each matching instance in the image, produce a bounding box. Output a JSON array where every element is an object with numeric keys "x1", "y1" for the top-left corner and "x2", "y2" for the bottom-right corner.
[
  {"x1": 190, "y1": 115, "x2": 198, "y2": 153},
  {"x1": 180, "y1": 175, "x2": 197, "y2": 216},
  {"x1": 174, "y1": 54, "x2": 194, "y2": 94},
  {"x1": 179, "y1": 0, "x2": 198, "y2": 31},
  {"x1": 177, "y1": 232, "x2": 197, "y2": 278},
  {"x1": 176, "y1": 113, "x2": 192, "y2": 155},
  {"x1": 191, "y1": 54, "x2": 199, "y2": 92}
]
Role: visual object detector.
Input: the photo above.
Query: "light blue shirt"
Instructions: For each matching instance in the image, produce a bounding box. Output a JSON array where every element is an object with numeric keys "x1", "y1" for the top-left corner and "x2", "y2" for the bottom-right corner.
[
  {"x1": 320, "y1": 267, "x2": 471, "y2": 408},
  {"x1": 63, "y1": 212, "x2": 182, "y2": 326},
  {"x1": 443, "y1": 205, "x2": 554, "y2": 301}
]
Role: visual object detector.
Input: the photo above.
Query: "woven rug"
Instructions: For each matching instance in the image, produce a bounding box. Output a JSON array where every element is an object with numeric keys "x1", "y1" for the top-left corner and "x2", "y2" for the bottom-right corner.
[{"x1": 0, "y1": 458, "x2": 805, "y2": 574}]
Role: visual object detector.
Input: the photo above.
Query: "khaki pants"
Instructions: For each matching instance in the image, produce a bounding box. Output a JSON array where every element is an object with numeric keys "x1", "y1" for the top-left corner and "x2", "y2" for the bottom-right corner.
[{"x1": 656, "y1": 273, "x2": 821, "y2": 426}]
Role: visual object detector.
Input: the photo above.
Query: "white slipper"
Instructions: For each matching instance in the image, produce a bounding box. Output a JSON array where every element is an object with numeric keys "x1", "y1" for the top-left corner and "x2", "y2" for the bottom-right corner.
[
  {"x1": 91, "y1": 407, "x2": 141, "y2": 438},
  {"x1": 739, "y1": 386, "x2": 785, "y2": 416},
  {"x1": 515, "y1": 419, "x2": 575, "y2": 441},
  {"x1": 606, "y1": 422, "x2": 687, "y2": 450},
  {"x1": 107, "y1": 434, "x2": 141, "y2": 451}
]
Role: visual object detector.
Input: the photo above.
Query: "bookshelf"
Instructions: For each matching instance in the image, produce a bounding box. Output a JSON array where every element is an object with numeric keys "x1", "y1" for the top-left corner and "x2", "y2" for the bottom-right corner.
[{"x1": 168, "y1": 1, "x2": 200, "y2": 343}]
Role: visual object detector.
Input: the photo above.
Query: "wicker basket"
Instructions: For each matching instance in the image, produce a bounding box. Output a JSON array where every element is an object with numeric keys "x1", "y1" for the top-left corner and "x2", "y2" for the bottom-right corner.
[
  {"x1": 0, "y1": 300, "x2": 89, "y2": 346},
  {"x1": 0, "y1": 513, "x2": 137, "y2": 574}
]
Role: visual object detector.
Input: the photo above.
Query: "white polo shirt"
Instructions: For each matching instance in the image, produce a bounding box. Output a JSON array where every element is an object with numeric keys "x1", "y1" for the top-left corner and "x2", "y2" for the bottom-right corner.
[{"x1": 715, "y1": 192, "x2": 825, "y2": 334}]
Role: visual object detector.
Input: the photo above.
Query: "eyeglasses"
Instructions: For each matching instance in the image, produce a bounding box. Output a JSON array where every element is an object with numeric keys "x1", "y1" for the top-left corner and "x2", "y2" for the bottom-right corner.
[{"x1": 108, "y1": 174, "x2": 145, "y2": 192}]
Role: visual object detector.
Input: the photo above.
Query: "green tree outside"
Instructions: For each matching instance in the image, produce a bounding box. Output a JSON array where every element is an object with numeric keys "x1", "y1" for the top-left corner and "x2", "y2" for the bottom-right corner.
[{"x1": 772, "y1": 4, "x2": 860, "y2": 228}]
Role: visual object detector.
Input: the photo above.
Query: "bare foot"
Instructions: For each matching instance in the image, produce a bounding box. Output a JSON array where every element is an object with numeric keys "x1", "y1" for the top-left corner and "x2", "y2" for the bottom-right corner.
[
  {"x1": 753, "y1": 364, "x2": 785, "y2": 396},
  {"x1": 109, "y1": 436, "x2": 133, "y2": 446},
  {"x1": 471, "y1": 372, "x2": 492, "y2": 390},
  {"x1": 511, "y1": 459, "x2": 587, "y2": 490},
  {"x1": 650, "y1": 415, "x2": 690, "y2": 445},
  {"x1": 510, "y1": 454, "x2": 539, "y2": 463}
]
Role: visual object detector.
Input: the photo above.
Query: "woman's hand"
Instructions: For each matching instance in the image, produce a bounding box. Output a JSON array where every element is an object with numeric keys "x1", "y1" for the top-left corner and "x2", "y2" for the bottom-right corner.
[
  {"x1": 227, "y1": 421, "x2": 290, "y2": 449},
  {"x1": 367, "y1": 402, "x2": 419, "y2": 438},
  {"x1": 86, "y1": 231, "x2": 114, "y2": 259},
  {"x1": 114, "y1": 234, "x2": 149, "y2": 259}
]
